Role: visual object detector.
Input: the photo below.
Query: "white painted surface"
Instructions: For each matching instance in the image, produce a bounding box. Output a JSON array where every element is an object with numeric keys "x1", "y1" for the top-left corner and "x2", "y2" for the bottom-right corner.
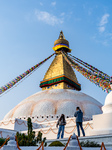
[
  {"x1": 2, "y1": 145, "x2": 17, "y2": 150},
  {"x1": 21, "y1": 119, "x2": 93, "y2": 139},
  {"x1": 91, "y1": 112, "x2": 112, "y2": 135},
  {"x1": 104, "y1": 91, "x2": 112, "y2": 106},
  {"x1": 14, "y1": 118, "x2": 41, "y2": 131},
  {"x1": 4, "y1": 89, "x2": 102, "y2": 121},
  {"x1": 19, "y1": 147, "x2": 112, "y2": 150},
  {"x1": 93, "y1": 113, "x2": 112, "y2": 129},
  {"x1": 88, "y1": 90, "x2": 112, "y2": 136},
  {"x1": 67, "y1": 146, "x2": 80, "y2": 150},
  {"x1": 82, "y1": 148, "x2": 112, "y2": 150},
  {"x1": 0, "y1": 117, "x2": 93, "y2": 139},
  {"x1": 0, "y1": 89, "x2": 103, "y2": 139},
  {"x1": 2, "y1": 147, "x2": 112, "y2": 150},
  {"x1": 0, "y1": 118, "x2": 42, "y2": 132},
  {"x1": 20, "y1": 147, "x2": 64, "y2": 150},
  {"x1": 102, "y1": 91, "x2": 112, "y2": 114},
  {"x1": 0, "y1": 128, "x2": 16, "y2": 138},
  {"x1": 0, "y1": 119, "x2": 15, "y2": 130}
]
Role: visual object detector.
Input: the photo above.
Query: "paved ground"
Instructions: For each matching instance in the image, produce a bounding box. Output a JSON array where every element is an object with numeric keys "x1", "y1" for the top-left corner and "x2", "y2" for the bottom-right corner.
[{"x1": 20, "y1": 146, "x2": 112, "y2": 150}]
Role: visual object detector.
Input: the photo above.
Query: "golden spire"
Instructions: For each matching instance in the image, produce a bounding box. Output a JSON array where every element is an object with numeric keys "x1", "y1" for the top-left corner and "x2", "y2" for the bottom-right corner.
[
  {"x1": 58, "y1": 31, "x2": 65, "y2": 39},
  {"x1": 40, "y1": 31, "x2": 81, "y2": 91},
  {"x1": 53, "y1": 31, "x2": 71, "y2": 53}
]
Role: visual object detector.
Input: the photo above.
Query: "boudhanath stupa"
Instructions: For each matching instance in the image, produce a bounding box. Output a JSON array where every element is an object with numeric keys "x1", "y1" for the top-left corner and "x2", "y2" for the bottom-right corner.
[
  {"x1": 3, "y1": 31, "x2": 102, "y2": 121},
  {"x1": 0, "y1": 31, "x2": 112, "y2": 146}
]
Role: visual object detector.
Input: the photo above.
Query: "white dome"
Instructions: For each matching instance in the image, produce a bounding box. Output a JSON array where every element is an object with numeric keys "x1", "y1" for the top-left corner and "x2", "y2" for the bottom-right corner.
[
  {"x1": 104, "y1": 91, "x2": 112, "y2": 105},
  {"x1": 102, "y1": 91, "x2": 112, "y2": 114},
  {"x1": 4, "y1": 89, "x2": 102, "y2": 121}
]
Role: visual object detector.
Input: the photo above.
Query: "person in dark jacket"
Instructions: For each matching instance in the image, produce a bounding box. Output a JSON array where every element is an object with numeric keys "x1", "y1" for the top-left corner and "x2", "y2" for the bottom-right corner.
[
  {"x1": 56, "y1": 114, "x2": 66, "y2": 139},
  {"x1": 74, "y1": 107, "x2": 85, "y2": 137}
]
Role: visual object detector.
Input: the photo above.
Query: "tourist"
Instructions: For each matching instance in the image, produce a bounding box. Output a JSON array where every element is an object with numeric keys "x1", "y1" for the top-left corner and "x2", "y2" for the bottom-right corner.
[
  {"x1": 74, "y1": 107, "x2": 85, "y2": 137},
  {"x1": 56, "y1": 114, "x2": 66, "y2": 139}
]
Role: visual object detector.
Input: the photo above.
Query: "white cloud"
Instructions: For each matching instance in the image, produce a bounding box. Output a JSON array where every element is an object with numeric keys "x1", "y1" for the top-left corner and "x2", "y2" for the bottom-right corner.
[
  {"x1": 102, "y1": 41, "x2": 108, "y2": 46},
  {"x1": 60, "y1": 12, "x2": 65, "y2": 17},
  {"x1": 88, "y1": 8, "x2": 93, "y2": 16},
  {"x1": 99, "y1": 26, "x2": 105, "y2": 33},
  {"x1": 35, "y1": 10, "x2": 63, "y2": 26},
  {"x1": 40, "y1": 2, "x2": 43, "y2": 6},
  {"x1": 98, "y1": 13, "x2": 110, "y2": 33},
  {"x1": 51, "y1": 1, "x2": 56, "y2": 6},
  {"x1": 100, "y1": 14, "x2": 110, "y2": 26}
]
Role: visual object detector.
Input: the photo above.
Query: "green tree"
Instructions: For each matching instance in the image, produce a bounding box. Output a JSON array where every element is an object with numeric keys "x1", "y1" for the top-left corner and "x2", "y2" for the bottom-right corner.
[
  {"x1": 36, "y1": 131, "x2": 42, "y2": 143},
  {"x1": 36, "y1": 131, "x2": 47, "y2": 146},
  {"x1": 0, "y1": 138, "x2": 9, "y2": 146},
  {"x1": 16, "y1": 118, "x2": 46, "y2": 146},
  {"x1": 27, "y1": 117, "x2": 33, "y2": 142}
]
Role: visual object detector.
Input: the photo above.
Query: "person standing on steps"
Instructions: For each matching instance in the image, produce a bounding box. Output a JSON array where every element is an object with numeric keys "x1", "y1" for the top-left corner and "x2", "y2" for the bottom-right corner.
[
  {"x1": 56, "y1": 114, "x2": 66, "y2": 139},
  {"x1": 74, "y1": 107, "x2": 85, "y2": 137}
]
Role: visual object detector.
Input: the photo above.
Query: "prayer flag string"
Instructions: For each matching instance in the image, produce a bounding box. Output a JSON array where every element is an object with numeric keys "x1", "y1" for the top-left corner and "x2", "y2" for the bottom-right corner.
[
  {"x1": 62, "y1": 51, "x2": 111, "y2": 93},
  {"x1": 69, "y1": 54, "x2": 110, "y2": 80},
  {"x1": 0, "y1": 53, "x2": 55, "y2": 95}
]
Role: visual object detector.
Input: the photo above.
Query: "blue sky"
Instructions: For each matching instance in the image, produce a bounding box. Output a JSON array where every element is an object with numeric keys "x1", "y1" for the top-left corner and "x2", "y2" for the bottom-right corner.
[{"x1": 0, "y1": 0, "x2": 112, "y2": 120}]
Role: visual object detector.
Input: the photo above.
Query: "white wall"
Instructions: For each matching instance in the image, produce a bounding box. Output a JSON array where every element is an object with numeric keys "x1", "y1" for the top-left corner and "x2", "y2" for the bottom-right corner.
[
  {"x1": 0, "y1": 118, "x2": 41, "y2": 132},
  {"x1": 14, "y1": 119, "x2": 40, "y2": 131},
  {"x1": 21, "y1": 118, "x2": 93, "y2": 139},
  {"x1": 0, "y1": 128, "x2": 16, "y2": 138},
  {"x1": 91, "y1": 113, "x2": 112, "y2": 135},
  {"x1": 0, "y1": 119, "x2": 15, "y2": 130}
]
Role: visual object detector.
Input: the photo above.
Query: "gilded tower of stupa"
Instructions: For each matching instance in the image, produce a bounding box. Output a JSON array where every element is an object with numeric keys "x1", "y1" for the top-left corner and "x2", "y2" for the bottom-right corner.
[{"x1": 40, "y1": 31, "x2": 81, "y2": 91}]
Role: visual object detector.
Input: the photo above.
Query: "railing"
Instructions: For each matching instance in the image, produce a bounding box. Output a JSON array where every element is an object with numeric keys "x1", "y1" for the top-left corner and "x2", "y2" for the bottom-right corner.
[
  {"x1": 100, "y1": 142, "x2": 106, "y2": 150},
  {"x1": 15, "y1": 136, "x2": 22, "y2": 150},
  {"x1": 36, "y1": 142, "x2": 44, "y2": 150},
  {"x1": 76, "y1": 136, "x2": 82, "y2": 150},
  {"x1": 0, "y1": 137, "x2": 10, "y2": 149},
  {"x1": 63, "y1": 135, "x2": 72, "y2": 150}
]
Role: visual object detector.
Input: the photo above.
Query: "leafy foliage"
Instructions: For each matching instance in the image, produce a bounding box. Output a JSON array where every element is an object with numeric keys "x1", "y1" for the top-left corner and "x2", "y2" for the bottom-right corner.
[
  {"x1": 49, "y1": 141, "x2": 65, "y2": 147},
  {"x1": 36, "y1": 131, "x2": 47, "y2": 146},
  {"x1": 0, "y1": 138, "x2": 9, "y2": 146},
  {"x1": 80, "y1": 140, "x2": 100, "y2": 147},
  {"x1": 16, "y1": 132, "x2": 36, "y2": 146},
  {"x1": 16, "y1": 117, "x2": 46, "y2": 146},
  {"x1": 27, "y1": 118, "x2": 33, "y2": 139}
]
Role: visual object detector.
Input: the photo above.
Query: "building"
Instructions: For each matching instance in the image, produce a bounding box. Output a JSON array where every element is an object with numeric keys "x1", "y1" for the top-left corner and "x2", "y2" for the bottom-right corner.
[{"x1": 0, "y1": 31, "x2": 104, "y2": 140}]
